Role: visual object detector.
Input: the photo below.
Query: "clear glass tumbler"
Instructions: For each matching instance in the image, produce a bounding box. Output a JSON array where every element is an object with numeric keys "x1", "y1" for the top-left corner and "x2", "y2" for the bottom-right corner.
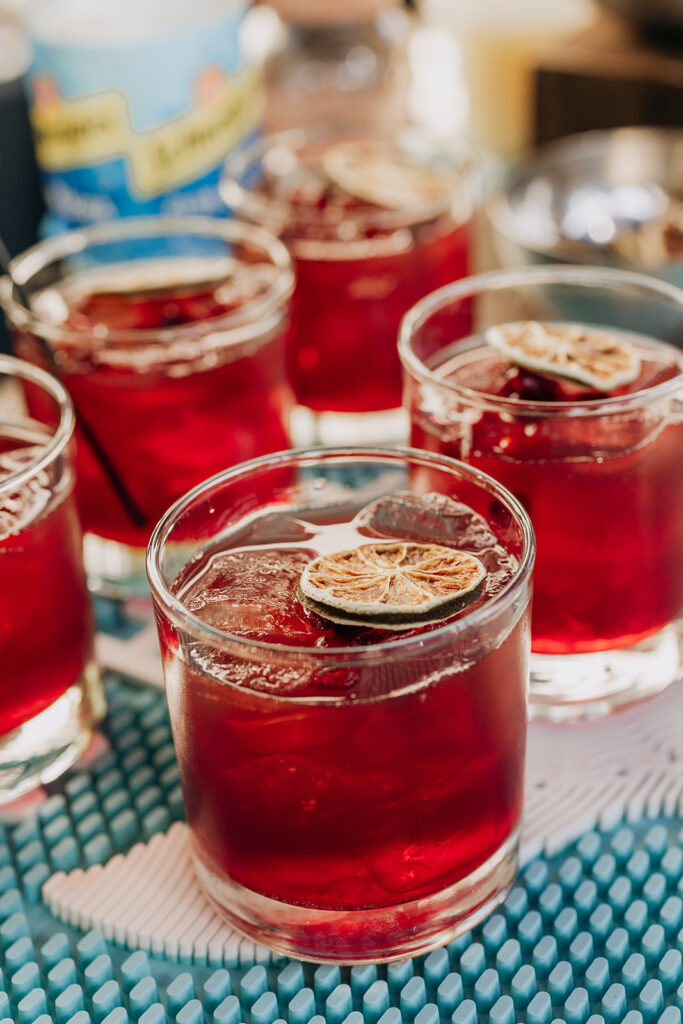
[
  {"x1": 1, "y1": 217, "x2": 294, "y2": 593},
  {"x1": 147, "y1": 446, "x2": 534, "y2": 962},
  {"x1": 221, "y1": 125, "x2": 478, "y2": 445},
  {"x1": 400, "y1": 265, "x2": 683, "y2": 720},
  {"x1": 0, "y1": 354, "x2": 103, "y2": 801}
]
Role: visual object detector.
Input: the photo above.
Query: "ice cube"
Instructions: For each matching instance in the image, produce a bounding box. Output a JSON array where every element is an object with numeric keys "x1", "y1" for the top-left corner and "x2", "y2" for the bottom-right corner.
[
  {"x1": 0, "y1": 447, "x2": 51, "y2": 541},
  {"x1": 223, "y1": 753, "x2": 400, "y2": 826},
  {"x1": 214, "y1": 262, "x2": 279, "y2": 309},
  {"x1": 233, "y1": 513, "x2": 316, "y2": 547},
  {"x1": 263, "y1": 145, "x2": 328, "y2": 204},
  {"x1": 185, "y1": 548, "x2": 323, "y2": 646},
  {"x1": 354, "y1": 491, "x2": 499, "y2": 552}
]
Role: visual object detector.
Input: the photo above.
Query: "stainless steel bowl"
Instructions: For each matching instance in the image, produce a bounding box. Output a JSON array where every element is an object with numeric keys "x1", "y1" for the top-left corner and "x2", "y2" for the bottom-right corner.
[{"x1": 489, "y1": 127, "x2": 683, "y2": 288}]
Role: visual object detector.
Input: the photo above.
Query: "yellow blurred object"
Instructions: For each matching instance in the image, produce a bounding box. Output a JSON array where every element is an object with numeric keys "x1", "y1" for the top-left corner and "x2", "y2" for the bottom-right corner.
[{"x1": 425, "y1": 0, "x2": 596, "y2": 157}]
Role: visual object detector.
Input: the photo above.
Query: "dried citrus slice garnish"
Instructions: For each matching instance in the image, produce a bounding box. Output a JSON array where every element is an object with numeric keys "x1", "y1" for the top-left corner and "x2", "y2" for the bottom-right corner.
[
  {"x1": 299, "y1": 542, "x2": 486, "y2": 630},
  {"x1": 485, "y1": 320, "x2": 641, "y2": 392},
  {"x1": 322, "y1": 140, "x2": 451, "y2": 211}
]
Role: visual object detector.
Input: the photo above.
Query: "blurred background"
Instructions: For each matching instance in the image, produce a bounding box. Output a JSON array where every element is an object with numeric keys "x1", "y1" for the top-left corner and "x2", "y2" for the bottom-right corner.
[{"x1": 0, "y1": 0, "x2": 681, "y2": 350}]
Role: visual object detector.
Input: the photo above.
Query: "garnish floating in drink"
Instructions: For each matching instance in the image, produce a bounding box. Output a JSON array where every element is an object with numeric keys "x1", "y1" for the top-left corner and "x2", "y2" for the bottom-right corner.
[
  {"x1": 323, "y1": 140, "x2": 451, "y2": 210},
  {"x1": 299, "y1": 541, "x2": 486, "y2": 630},
  {"x1": 485, "y1": 320, "x2": 641, "y2": 392}
]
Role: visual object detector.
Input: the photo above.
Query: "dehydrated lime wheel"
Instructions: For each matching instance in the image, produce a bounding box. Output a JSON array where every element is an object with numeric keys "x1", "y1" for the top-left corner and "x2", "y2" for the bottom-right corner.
[
  {"x1": 485, "y1": 320, "x2": 641, "y2": 392},
  {"x1": 322, "y1": 140, "x2": 451, "y2": 211},
  {"x1": 299, "y1": 542, "x2": 486, "y2": 630}
]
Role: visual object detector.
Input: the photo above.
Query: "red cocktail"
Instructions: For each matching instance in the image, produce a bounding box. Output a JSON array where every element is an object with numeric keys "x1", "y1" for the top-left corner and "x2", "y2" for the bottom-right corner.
[
  {"x1": 400, "y1": 266, "x2": 683, "y2": 718},
  {"x1": 222, "y1": 127, "x2": 477, "y2": 434},
  {"x1": 0, "y1": 356, "x2": 101, "y2": 800},
  {"x1": 147, "y1": 448, "x2": 534, "y2": 961},
  {"x1": 2, "y1": 218, "x2": 294, "y2": 589}
]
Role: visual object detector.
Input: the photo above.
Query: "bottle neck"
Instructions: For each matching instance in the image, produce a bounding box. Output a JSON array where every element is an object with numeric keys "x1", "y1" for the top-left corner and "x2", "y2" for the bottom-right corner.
[{"x1": 287, "y1": 17, "x2": 382, "y2": 50}]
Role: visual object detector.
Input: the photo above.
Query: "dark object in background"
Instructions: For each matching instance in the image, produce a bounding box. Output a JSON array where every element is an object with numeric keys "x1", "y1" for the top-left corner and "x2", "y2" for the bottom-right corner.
[
  {"x1": 534, "y1": 12, "x2": 683, "y2": 146},
  {"x1": 0, "y1": 16, "x2": 44, "y2": 353},
  {"x1": 595, "y1": 0, "x2": 683, "y2": 34}
]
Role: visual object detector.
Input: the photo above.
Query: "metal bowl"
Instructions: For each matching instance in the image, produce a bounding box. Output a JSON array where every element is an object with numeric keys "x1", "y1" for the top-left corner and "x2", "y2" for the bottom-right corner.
[{"x1": 489, "y1": 127, "x2": 683, "y2": 288}]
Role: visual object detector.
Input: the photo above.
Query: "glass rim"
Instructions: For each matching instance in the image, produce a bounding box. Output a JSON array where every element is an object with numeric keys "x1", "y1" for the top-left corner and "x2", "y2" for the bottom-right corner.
[
  {"x1": 398, "y1": 263, "x2": 683, "y2": 415},
  {"x1": 220, "y1": 123, "x2": 480, "y2": 235},
  {"x1": 146, "y1": 445, "x2": 535, "y2": 668},
  {"x1": 0, "y1": 353, "x2": 75, "y2": 495},
  {"x1": 1, "y1": 216, "x2": 295, "y2": 347}
]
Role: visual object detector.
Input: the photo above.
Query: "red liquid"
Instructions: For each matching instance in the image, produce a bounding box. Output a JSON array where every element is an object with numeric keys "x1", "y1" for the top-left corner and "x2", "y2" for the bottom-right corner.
[
  {"x1": 15, "y1": 271, "x2": 291, "y2": 547},
  {"x1": 409, "y1": 335, "x2": 683, "y2": 654},
  {"x1": 0, "y1": 432, "x2": 92, "y2": 734},
  {"x1": 265, "y1": 175, "x2": 470, "y2": 413},
  {"x1": 162, "y1": 496, "x2": 528, "y2": 912}
]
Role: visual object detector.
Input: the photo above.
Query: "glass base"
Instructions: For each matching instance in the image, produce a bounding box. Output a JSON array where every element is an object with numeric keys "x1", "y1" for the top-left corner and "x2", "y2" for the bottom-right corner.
[
  {"x1": 529, "y1": 623, "x2": 682, "y2": 723},
  {"x1": 0, "y1": 660, "x2": 105, "y2": 805},
  {"x1": 84, "y1": 534, "x2": 149, "y2": 599},
  {"x1": 289, "y1": 406, "x2": 409, "y2": 448},
  {"x1": 193, "y1": 828, "x2": 520, "y2": 964}
]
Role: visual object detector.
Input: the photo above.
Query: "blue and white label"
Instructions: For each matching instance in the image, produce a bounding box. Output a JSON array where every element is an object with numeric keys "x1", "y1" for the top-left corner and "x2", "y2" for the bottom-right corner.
[{"x1": 26, "y1": 1, "x2": 262, "y2": 226}]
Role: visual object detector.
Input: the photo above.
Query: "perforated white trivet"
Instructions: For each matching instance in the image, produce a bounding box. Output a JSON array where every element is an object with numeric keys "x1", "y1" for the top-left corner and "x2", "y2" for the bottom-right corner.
[{"x1": 42, "y1": 680, "x2": 683, "y2": 965}]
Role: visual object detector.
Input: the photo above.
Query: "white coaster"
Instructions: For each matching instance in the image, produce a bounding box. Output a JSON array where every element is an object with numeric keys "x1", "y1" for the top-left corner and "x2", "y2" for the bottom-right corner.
[
  {"x1": 43, "y1": 823, "x2": 273, "y2": 967},
  {"x1": 96, "y1": 621, "x2": 164, "y2": 690},
  {"x1": 523, "y1": 677, "x2": 683, "y2": 859},
  {"x1": 96, "y1": 597, "x2": 164, "y2": 690},
  {"x1": 42, "y1": 680, "x2": 683, "y2": 964}
]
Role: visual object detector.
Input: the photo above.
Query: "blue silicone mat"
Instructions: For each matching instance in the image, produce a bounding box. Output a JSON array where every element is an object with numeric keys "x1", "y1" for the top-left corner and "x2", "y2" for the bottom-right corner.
[{"x1": 0, "y1": 673, "x2": 680, "y2": 1024}]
